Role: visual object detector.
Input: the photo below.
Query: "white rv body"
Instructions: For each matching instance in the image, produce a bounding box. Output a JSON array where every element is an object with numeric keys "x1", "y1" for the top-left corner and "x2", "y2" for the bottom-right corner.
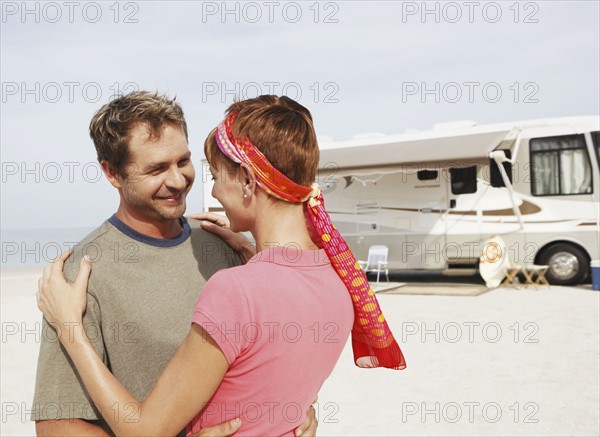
[{"x1": 201, "y1": 116, "x2": 600, "y2": 285}]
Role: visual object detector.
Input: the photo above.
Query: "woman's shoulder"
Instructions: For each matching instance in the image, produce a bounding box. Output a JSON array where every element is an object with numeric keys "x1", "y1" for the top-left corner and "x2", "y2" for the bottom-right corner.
[
  {"x1": 204, "y1": 263, "x2": 256, "y2": 293},
  {"x1": 202, "y1": 261, "x2": 276, "y2": 304}
]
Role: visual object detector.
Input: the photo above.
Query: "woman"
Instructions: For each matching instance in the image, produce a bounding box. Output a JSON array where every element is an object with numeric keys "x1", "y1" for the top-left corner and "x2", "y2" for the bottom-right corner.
[{"x1": 37, "y1": 95, "x2": 406, "y2": 436}]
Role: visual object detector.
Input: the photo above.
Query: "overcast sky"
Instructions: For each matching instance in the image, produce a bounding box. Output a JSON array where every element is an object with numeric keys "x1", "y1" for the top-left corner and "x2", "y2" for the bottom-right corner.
[{"x1": 1, "y1": 0, "x2": 599, "y2": 229}]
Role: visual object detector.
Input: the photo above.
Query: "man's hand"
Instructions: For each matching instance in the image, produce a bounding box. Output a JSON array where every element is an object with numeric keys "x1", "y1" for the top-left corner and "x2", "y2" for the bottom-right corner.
[
  {"x1": 187, "y1": 212, "x2": 256, "y2": 263},
  {"x1": 188, "y1": 405, "x2": 317, "y2": 437},
  {"x1": 189, "y1": 418, "x2": 242, "y2": 437},
  {"x1": 295, "y1": 404, "x2": 318, "y2": 437}
]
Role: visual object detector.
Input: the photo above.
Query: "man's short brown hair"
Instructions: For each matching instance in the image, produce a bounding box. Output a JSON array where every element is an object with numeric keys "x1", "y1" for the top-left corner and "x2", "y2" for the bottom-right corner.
[
  {"x1": 90, "y1": 91, "x2": 188, "y2": 177},
  {"x1": 205, "y1": 95, "x2": 319, "y2": 187}
]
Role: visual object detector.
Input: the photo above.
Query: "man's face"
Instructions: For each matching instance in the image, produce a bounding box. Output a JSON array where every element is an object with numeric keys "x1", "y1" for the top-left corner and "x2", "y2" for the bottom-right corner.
[{"x1": 119, "y1": 123, "x2": 195, "y2": 221}]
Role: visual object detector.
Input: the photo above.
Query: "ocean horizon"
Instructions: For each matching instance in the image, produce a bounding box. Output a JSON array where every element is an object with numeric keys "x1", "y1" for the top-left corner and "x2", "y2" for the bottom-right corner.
[{"x1": 1, "y1": 227, "x2": 96, "y2": 269}]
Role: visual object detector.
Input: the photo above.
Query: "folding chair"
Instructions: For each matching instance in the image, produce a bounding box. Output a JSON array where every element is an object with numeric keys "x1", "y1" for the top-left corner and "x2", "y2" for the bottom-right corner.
[
  {"x1": 501, "y1": 262, "x2": 523, "y2": 288},
  {"x1": 358, "y1": 245, "x2": 389, "y2": 285},
  {"x1": 521, "y1": 265, "x2": 550, "y2": 288}
]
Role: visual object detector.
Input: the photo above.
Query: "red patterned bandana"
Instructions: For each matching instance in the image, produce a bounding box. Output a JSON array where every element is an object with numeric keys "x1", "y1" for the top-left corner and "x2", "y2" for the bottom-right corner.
[{"x1": 215, "y1": 113, "x2": 406, "y2": 370}]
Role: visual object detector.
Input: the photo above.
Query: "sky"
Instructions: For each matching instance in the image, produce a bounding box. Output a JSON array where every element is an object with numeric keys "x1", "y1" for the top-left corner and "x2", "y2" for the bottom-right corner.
[{"x1": 1, "y1": 0, "x2": 599, "y2": 230}]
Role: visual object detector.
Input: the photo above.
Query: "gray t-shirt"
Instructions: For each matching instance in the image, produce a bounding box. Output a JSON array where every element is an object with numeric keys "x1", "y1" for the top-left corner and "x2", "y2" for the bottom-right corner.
[{"x1": 32, "y1": 215, "x2": 242, "y2": 434}]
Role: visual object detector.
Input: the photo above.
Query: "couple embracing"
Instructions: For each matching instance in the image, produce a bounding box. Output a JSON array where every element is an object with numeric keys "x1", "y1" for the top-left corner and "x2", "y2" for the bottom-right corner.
[{"x1": 34, "y1": 92, "x2": 406, "y2": 436}]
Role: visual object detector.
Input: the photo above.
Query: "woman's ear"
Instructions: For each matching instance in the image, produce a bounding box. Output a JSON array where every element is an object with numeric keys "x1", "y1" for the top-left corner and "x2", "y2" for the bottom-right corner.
[{"x1": 239, "y1": 163, "x2": 257, "y2": 198}]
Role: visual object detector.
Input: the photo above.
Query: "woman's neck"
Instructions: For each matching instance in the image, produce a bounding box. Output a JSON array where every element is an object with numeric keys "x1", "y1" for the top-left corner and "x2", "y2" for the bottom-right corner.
[{"x1": 252, "y1": 201, "x2": 318, "y2": 252}]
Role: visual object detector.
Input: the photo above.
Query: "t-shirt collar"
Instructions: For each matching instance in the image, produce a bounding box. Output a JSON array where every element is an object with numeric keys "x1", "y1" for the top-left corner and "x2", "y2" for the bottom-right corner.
[{"x1": 108, "y1": 214, "x2": 191, "y2": 247}]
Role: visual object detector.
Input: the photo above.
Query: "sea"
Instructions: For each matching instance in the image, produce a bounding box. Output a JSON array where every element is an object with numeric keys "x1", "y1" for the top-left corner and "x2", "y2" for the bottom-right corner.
[{"x1": 1, "y1": 227, "x2": 95, "y2": 269}]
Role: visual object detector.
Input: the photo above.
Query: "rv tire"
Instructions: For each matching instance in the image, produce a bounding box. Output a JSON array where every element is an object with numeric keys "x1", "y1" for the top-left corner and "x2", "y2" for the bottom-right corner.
[{"x1": 538, "y1": 243, "x2": 589, "y2": 286}]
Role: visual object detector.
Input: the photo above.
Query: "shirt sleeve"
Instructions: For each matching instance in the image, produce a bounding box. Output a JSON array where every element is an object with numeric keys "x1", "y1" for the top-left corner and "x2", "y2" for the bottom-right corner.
[
  {"x1": 32, "y1": 258, "x2": 108, "y2": 422},
  {"x1": 192, "y1": 270, "x2": 252, "y2": 365}
]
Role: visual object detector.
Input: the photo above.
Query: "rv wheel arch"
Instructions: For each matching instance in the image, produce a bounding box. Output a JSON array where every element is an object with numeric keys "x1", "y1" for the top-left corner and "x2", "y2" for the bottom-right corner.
[{"x1": 535, "y1": 242, "x2": 590, "y2": 286}]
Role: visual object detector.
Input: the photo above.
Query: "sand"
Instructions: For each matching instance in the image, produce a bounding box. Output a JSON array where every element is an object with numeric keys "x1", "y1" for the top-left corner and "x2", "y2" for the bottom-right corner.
[{"x1": 1, "y1": 267, "x2": 599, "y2": 436}]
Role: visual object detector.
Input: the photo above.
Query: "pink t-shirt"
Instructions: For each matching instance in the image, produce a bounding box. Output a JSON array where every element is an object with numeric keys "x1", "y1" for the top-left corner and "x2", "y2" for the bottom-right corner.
[{"x1": 187, "y1": 245, "x2": 354, "y2": 436}]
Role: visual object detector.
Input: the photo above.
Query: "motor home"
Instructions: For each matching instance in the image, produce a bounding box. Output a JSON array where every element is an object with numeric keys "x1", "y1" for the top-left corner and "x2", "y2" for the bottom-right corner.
[{"x1": 202, "y1": 116, "x2": 600, "y2": 286}]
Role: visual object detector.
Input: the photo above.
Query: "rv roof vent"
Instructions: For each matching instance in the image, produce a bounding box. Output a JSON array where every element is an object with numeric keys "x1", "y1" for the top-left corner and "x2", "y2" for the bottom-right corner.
[
  {"x1": 351, "y1": 132, "x2": 387, "y2": 140},
  {"x1": 432, "y1": 120, "x2": 477, "y2": 130}
]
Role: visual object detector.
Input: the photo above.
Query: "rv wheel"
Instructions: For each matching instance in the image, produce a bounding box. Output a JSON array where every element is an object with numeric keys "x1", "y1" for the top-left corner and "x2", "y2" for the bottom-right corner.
[{"x1": 537, "y1": 243, "x2": 589, "y2": 286}]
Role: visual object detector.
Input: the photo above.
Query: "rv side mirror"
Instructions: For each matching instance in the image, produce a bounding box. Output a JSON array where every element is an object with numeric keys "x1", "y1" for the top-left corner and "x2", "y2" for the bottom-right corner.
[{"x1": 490, "y1": 150, "x2": 513, "y2": 187}]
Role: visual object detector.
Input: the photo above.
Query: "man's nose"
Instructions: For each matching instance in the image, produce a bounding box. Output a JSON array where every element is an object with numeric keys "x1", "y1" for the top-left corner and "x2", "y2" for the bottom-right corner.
[{"x1": 165, "y1": 166, "x2": 187, "y2": 190}]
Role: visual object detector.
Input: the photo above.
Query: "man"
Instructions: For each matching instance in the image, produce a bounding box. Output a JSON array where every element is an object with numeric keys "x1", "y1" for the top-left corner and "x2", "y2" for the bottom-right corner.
[{"x1": 32, "y1": 91, "x2": 317, "y2": 436}]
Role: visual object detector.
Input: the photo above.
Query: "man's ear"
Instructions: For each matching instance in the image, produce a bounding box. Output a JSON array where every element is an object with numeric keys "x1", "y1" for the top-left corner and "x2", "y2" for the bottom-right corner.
[
  {"x1": 100, "y1": 161, "x2": 125, "y2": 189},
  {"x1": 239, "y1": 163, "x2": 257, "y2": 197}
]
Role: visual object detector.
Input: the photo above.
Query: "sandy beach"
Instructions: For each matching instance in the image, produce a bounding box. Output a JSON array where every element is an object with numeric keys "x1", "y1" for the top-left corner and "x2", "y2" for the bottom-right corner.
[{"x1": 1, "y1": 267, "x2": 598, "y2": 436}]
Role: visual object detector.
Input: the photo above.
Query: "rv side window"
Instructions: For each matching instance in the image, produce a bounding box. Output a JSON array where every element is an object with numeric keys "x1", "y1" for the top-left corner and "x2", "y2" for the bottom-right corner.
[
  {"x1": 592, "y1": 131, "x2": 600, "y2": 167},
  {"x1": 450, "y1": 166, "x2": 477, "y2": 194},
  {"x1": 417, "y1": 170, "x2": 438, "y2": 181},
  {"x1": 530, "y1": 134, "x2": 592, "y2": 196}
]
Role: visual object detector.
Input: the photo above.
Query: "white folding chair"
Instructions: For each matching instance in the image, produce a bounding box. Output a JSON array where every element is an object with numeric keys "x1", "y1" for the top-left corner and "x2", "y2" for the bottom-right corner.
[{"x1": 358, "y1": 245, "x2": 389, "y2": 285}]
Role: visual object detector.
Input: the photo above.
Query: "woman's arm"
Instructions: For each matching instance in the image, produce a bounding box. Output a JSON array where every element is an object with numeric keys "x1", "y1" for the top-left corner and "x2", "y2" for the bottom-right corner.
[
  {"x1": 37, "y1": 251, "x2": 229, "y2": 436},
  {"x1": 62, "y1": 322, "x2": 228, "y2": 436}
]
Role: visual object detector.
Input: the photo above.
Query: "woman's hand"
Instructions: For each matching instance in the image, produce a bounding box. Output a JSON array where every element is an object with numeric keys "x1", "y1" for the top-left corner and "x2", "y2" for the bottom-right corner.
[
  {"x1": 36, "y1": 249, "x2": 92, "y2": 341},
  {"x1": 187, "y1": 212, "x2": 256, "y2": 263}
]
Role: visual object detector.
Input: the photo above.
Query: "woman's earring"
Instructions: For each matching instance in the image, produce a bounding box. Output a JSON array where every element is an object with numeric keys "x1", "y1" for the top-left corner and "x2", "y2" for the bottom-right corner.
[{"x1": 243, "y1": 194, "x2": 247, "y2": 198}]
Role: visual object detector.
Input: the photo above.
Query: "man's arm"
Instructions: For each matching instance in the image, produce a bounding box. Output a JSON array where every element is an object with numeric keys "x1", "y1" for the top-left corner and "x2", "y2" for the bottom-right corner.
[
  {"x1": 36, "y1": 419, "x2": 111, "y2": 436},
  {"x1": 33, "y1": 309, "x2": 109, "y2": 435},
  {"x1": 188, "y1": 407, "x2": 316, "y2": 437},
  {"x1": 32, "y1": 250, "x2": 109, "y2": 431}
]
